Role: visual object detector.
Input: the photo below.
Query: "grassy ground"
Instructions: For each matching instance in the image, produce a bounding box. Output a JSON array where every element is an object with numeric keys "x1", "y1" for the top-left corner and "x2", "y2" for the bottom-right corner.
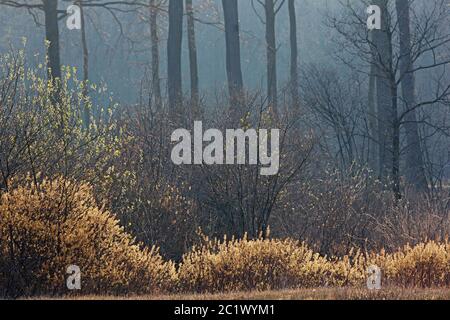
[{"x1": 36, "y1": 287, "x2": 450, "y2": 300}]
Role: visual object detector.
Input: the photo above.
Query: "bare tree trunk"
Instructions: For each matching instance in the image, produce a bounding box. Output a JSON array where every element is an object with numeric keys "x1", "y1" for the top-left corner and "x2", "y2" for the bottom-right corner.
[
  {"x1": 265, "y1": 0, "x2": 277, "y2": 114},
  {"x1": 288, "y1": 0, "x2": 299, "y2": 112},
  {"x1": 185, "y1": 0, "x2": 200, "y2": 116},
  {"x1": 371, "y1": 0, "x2": 402, "y2": 198},
  {"x1": 396, "y1": 0, "x2": 428, "y2": 191},
  {"x1": 371, "y1": 0, "x2": 393, "y2": 183},
  {"x1": 150, "y1": 0, "x2": 162, "y2": 109},
  {"x1": 43, "y1": 0, "x2": 61, "y2": 81},
  {"x1": 77, "y1": 2, "x2": 90, "y2": 128},
  {"x1": 368, "y1": 60, "x2": 378, "y2": 171},
  {"x1": 391, "y1": 76, "x2": 401, "y2": 199},
  {"x1": 222, "y1": 0, "x2": 244, "y2": 113},
  {"x1": 167, "y1": 0, "x2": 183, "y2": 116}
]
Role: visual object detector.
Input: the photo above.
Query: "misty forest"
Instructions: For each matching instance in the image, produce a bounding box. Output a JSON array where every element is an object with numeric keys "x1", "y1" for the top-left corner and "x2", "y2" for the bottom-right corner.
[{"x1": 0, "y1": 0, "x2": 449, "y2": 298}]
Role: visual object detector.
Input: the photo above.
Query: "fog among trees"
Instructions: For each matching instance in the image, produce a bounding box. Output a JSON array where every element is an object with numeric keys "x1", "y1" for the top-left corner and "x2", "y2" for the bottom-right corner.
[{"x1": 0, "y1": 0, "x2": 449, "y2": 297}]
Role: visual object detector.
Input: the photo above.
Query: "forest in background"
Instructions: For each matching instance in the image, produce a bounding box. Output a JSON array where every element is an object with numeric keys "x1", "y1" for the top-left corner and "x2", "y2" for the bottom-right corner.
[{"x1": 0, "y1": 0, "x2": 449, "y2": 297}]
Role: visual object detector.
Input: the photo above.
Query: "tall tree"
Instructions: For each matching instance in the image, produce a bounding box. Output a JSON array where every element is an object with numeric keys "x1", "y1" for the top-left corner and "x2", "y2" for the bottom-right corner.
[
  {"x1": 370, "y1": 0, "x2": 395, "y2": 189},
  {"x1": 254, "y1": 0, "x2": 285, "y2": 115},
  {"x1": 186, "y1": 0, "x2": 200, "y2": 115},
  {"x1": 332, "y1": 0, "x2": 450, "y2": 197},
  {"x1": 265, "y1": 0, "x2": 277, "y2": 114},
  {"x1": 367, "y1": 60, "x2": 378, "y2": 172},
  {"x1": 222, "y1": 0, "x2": 244, "y2": 112},
  {"x1": 395, "y1": 0, "x2": 428, "y2": 191},
  {"x1": 0, "y1": 0, "x2": 148, "y2": 82},
  {"x1": 167, "y1": 0, "x2": 184, "y2": 115},
  {"x1": 74, "y1": 1, "x2": 90, "y2": 127},
  {"x1": 149, "y1": 0, "x2": 162, "y2": 109},
  {"x1": 288, "y1": 0, "x2": 299, "y2": 112},
  {"x1": 42, "y1": 0, "x2": 61, "y2": 80}
]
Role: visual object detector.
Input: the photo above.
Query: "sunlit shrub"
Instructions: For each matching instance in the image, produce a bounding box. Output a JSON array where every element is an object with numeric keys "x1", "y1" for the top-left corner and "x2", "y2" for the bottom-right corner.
[
  {"x1": 178, "y1": 236, "x2": 331, "y2": 293},
  {"x1": 379, "y1": 241, "x2": 450, "y2": 287},
  {"x1": 99, "y1": 106, "x2": 199, "y2": 261},
  {"x1": 0, "y1": 176, "x2": 448, "y2": 298},
  {"x1": 178, "y1": 236, "x2": 450, "y2": 293},
  {"x1": 328, "y1": 249, "x2": 366, "y2": 287},
  {"x1": 0, "y1": 177, "x2": 176, "y2": 297}
]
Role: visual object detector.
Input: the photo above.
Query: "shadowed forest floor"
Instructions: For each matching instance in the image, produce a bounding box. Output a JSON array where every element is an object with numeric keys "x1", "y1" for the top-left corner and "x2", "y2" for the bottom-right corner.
[{"x1": 33, "y1": 287, "x2": 450, "y2": 300}]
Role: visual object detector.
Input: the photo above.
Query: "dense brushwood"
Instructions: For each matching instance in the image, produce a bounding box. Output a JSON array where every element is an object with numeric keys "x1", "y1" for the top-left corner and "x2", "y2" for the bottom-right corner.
[
  {"x1": 0, "y1": 177, "x2": 177, "y2": 297},
  {"x1": 0, "y1": 178, "x2": 448, "y2": 297},
  {"x1": 178, "y1": 237, "x2": 450, "y2": 293}
]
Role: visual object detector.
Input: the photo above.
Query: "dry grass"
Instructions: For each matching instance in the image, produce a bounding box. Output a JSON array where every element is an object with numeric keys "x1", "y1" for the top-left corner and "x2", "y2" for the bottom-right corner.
[{"x1": 31, "y1": 287, "x2": 450, "y2": 301}]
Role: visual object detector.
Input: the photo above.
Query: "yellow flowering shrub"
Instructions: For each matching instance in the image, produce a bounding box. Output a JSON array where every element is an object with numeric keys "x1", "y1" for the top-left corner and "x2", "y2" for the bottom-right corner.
[
  {"x1": 0, "y1": 176, "x2": 448, "y2": 297},
  {"x1": 178, "y1": 236, "x2": 331, "y2": 293},
  {"x1": 178, "y1": 237, "x2": 450, "y2": 293},
  {"x1": 379, "y1": 241, "x2": 450, "y2": 287},
  {"x1": 328, "y1": 249, "x2": 367, "y2": 287},
  {"x1": 0, "y1": 177, "x2": 177, "y2": 297}
]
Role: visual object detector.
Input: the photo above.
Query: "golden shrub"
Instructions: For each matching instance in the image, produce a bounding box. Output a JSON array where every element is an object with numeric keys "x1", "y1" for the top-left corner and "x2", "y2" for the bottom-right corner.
[
  {"x1": 178, "y1": 236, "x2": 450, "y2": 293},
  {"x1": 0, "y1": 177, "x2": 176, "y2": 297},
  {"x1": 1, "y1": 177, "x2": 448, "y2": 297},
  {"x1": 378, "y1": 241, "x2": 450, "y2": 287},
  {"x1": 324, "y1": 241, "x2": 450, "y2": 288},
  {"x1": 328, "y1": 249, "x2": 367, "y2": 287},
  {"x1": 178, "y1": 236, "x2": 331, "y2": 293}
]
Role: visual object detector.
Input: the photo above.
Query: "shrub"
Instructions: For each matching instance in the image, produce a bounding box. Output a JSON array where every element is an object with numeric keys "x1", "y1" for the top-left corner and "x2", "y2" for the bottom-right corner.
[
  {"x1": 328, "y1": 249, "x2": 367, "y2": 287},
  {"x1": 0, "y1": 49, "x2": 121, "y2": 194},
  {"x1": 379, "y1": 241, "x2": 450, "y2": 288},
  {"x1": 101, "y1": 106, "x2": 199, "y2": 262},
  {"x1": 178, "y1": 236, "x2": 331, "y2": 293},
  {"x1": 1, "y1": 176, "x2": 448, "y2": 298},
  {"x1": 0, "y1": 177, "x2": 176, "y2": 297},
  {"x1": 178, "y1": 236, "x2": 450, "y2": 294}
]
